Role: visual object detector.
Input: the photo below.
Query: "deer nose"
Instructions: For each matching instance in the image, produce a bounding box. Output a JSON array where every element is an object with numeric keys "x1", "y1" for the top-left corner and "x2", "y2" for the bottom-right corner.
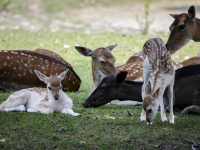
[
  {"x1": 83, "y1": 102, "x2": 87, "y2": 107},
  {"x1": 165, "y1": 44, "x2": 170, "y2": 50},
  {"x1": 54, "y1": 96, "x2": 59, "y2": 100}
]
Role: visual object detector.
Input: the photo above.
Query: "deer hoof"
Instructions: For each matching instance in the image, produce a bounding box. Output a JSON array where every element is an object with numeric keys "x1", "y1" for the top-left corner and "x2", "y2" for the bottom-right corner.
[{"x1": 19, "y1": 105, "x2": 26, "y2": 111}]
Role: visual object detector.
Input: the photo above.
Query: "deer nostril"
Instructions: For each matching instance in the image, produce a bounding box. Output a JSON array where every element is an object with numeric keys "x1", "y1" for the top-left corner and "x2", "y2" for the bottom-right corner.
[
  {"x1": 83, "y1": 102, "x2": 86, "y2": 106},
  {"x1": 166, "y1": 44, "x2": 170, "y2": 50},
  {"x1": 54, "y1": 96, "x2": 59, "y2": 100}
]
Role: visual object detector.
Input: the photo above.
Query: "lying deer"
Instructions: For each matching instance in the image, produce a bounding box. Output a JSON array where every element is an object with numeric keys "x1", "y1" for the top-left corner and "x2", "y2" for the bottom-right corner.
[
  {"x1": 83, "y1": 67, "x2": 200, "y2": 115},
  {"x1": 141, "y1": 38, "x2": 175, "y2": 124},
  {"x1": 0, "y1": 49, "x2": 81, "y2": 92},
  {"x1": 166, "y1": 5, "x2": 200, "y2": 54},
  {"x1": 75, "y1": 44, "x2": 117, "y2": 90},
  {"x1": 0, "y1": 70, "x2": 80, "y2": 116}
]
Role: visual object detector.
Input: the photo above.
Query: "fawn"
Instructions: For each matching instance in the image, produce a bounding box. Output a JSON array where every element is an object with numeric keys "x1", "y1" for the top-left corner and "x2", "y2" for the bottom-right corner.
[
  {"x1": 0, "y1": 70, "x2": 80, "y2": 116},
  {"x1": 141, "y1": 38, "x2": 175, "y2": 124}
]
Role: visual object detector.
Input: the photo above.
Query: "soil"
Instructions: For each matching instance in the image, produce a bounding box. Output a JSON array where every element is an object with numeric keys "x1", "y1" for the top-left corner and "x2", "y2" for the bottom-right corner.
[{"x1": 0, "y1": 0, "x2": 200, "y2": 34}]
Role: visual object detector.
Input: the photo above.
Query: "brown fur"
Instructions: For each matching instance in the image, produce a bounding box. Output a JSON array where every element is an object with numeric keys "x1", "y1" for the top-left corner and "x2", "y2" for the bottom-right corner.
[
  {"x1": 166, "y1": 6, "x2": 200, "y2": 54},
  {"x1": 0, "y1": 50, "x2": 81, "y2": 92}
]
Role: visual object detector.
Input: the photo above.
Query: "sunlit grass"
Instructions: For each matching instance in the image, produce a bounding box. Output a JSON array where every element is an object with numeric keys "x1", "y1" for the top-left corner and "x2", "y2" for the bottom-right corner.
[{"x1": 0, "y1": 29, "x2": 200, "y2": 149}]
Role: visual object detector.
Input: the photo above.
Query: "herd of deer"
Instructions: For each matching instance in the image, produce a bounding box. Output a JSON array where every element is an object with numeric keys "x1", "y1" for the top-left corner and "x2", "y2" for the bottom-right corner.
[{"x1": 0, "y1": 6, "x2": 200, "y2": 124}]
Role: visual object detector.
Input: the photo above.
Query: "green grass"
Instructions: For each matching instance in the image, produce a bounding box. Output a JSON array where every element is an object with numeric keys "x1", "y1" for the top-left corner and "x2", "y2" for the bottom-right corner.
[{"x1": 0, "y1": 29, "x2": 200, "y2": 149}]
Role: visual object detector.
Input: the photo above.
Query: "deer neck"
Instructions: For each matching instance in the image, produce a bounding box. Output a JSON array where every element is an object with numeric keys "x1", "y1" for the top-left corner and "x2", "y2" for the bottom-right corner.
[
  {"x1": 91, "y1": 60, "x2": 105, "y2": 88},
  {"x1": 117, "y1": 81, "x2": 143, "y2": 102},
  {"x1": 193, "y1": 18, "x2": 200, "y2": 42}
]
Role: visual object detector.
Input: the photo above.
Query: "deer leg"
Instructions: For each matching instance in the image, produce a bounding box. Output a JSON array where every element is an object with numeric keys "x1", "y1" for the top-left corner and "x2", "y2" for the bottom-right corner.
[
  {"x1": 168, "y1": 79, "x2": 175, "y2": 124},
  {"x1": 1, "y1": 105, "x2": 26, "y2": 112},
  {"x1": 61, "y1": 108, "x2": 80, "y2": 116},
  {"x1": 158, "y1": 88, "x2": 167, "y2": 122},
  {"x1": 34, "y1": 104, "x2": 54, "y2": 114},
  {"x1": 142, "y1": 56, "x2": 150, "y2": 99},
  {"x1": 181, "y1": 105, "x2": 200, "y2": 114},
  {"x1": 0, "y1": 93, "x2": 27, "y2": 112},
  {"x1": 27, "y1": 108, "x2": 38, "y2": 113},
  {"x1": 140, "y1": 57, "x2": 149, "y2": 121},
  {"x1": 140, "y1": 108, "x2": 146, "y2": 121}
]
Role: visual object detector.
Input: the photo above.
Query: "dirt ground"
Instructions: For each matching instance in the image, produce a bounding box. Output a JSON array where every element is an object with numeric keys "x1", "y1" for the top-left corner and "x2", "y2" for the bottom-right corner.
[{"x1": 0, "y1": 0, "x2": 200, "y2": 34}]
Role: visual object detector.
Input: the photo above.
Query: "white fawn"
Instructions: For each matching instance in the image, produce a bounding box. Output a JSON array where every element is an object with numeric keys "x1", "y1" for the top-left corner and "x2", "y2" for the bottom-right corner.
[
  {"x1": 141, "y1": 38, "x2": 175, "y2": 124},
  {"x1": 0, "y1": 69, "x2": 80, "y2": 116}
]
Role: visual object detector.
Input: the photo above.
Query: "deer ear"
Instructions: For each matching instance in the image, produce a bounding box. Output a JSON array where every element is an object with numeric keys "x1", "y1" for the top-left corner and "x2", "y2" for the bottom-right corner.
[
  {"x1": 105, "y1": 44, "x2": 117, "y2": 52},
  {"x1": 153, "y1": 88, "x2": 160, "y2": 98},
  {"x1": 170, "y1": 14, "x2": 179, "y2": 19},
  {"x1": 114, "y1": 71, "x2": 127, "y2": 84},
  {"x1": 58, "y1": 69, "x2": 69, "y2": 81},
  {"x1": 34, "y1": 70, "x2": 48, "y2": 84},
  {"x1": 75, "y1": 46, "x2": 95, "y2": 57},
  {"x1": 145, "y1": 83, "x2": 151, "y2": 95},
  {"x1": 188, "y1": 6, "x2": 195, "y2": 21}
]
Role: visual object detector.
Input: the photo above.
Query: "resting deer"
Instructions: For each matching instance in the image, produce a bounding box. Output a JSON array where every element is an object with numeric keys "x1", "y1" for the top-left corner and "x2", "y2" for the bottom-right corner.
[
  {"x1": 141, "y1": 38, "x2": 175, "y2": 124},
  {"x1": 0, "y1": 49, "x2": 81, "y2": 92},
  {"x1": 0, "y1": 70, "x2": 80, "y2": 116},
  {"x1": 166, "y1": 6, "x2": 200, "y2": 54},
  {"x1": 75, "y1": 45, "x2": 117, "y2": 90},
  {"x1": 83, "y1": 67, "x2": 200, "y2": 115}
]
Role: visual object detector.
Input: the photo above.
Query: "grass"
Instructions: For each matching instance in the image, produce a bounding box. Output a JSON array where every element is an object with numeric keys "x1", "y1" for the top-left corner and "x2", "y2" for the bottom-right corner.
[{"x1": 0, "y1": 29, "x2": 200, "y2": 149}]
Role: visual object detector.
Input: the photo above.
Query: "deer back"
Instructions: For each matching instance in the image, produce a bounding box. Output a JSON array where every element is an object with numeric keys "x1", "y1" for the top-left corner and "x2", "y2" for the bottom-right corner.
[
  {"x1": 0, "y1": 50, "x2": 81, "y2": 92},
  {"x1": 143, "y1": 38, "x2": 174, "y2": 91},
  {"x1": 116, "y1": 51, "x2": 180, "y2": 82}
]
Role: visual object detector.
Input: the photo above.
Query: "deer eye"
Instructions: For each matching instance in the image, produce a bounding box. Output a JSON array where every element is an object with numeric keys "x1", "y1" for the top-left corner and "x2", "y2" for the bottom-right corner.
[
  {"x1": 48, "y1": 87, "x2": 52, "y2": 90},
  {"x1": 178, "y1": 25, "x2": 185, "y2": 31},
  {"x1": 147, "y1": 109, "x2": 152, "y2": 113},
  {"x1": 100, "y1": 61, "x2": 106, "y2": 66}
]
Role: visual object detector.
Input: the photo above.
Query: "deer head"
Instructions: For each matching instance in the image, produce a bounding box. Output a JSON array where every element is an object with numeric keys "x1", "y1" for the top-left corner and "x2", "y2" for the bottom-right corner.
[
  {"x1": 142, "y1": 83, "x2": 160, "y2": 123},
  {"x1": 75, "y1": 44, "x2": 117, "y2": 89},
  {"x1": 83, "y1": 71, "x2": 128, "y2": 107},
  {"x1": 34, "y1": 70, "x2": 69, "y2": 100},
  {"x1": 166, "y1": 6, "x2": 200, "y2": 54}
]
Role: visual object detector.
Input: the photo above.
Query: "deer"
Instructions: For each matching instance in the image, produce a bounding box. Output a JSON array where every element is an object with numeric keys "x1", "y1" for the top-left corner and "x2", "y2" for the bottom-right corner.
[
  {"x1": 141, "y1": 38, "x2": 175, "y2": 124},
  {"x1": 166, "y1": 6, "x2": 200, "y2": 54},
  {"x1": 75, "y1": 44, "x2": 117, "y2": 91},
  {"x1": 0, "y1": 49, "x2": 81, "y2": 92},
  {"x1": 0, "y1": 69, "x2": 80, "y2": 116},
  {"x1": 83, "y1": 66, "x2": 200, "y2": 115}
]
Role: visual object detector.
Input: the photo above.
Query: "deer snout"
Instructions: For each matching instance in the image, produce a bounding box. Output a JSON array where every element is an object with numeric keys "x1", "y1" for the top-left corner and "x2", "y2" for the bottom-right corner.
[
  {"x1": 83, "y1": 102, "x2": 89, "y2": 108},
  {"x1": 146, "y1": 118, "x2": 153, "y2": 124},
  {"x1": 165, "y1": 44, "x2": 170, "y2": 50},
  {"x1": 54, "y1": 95, "x2": 59, "y2": 100}
]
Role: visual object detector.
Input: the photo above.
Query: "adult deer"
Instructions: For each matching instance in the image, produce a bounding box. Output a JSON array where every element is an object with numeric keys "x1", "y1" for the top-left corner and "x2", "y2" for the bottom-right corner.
[
  {"x1": 0, "y1": 50, "x2": 81, "y2": 92},
  {"x1": 166, "y1": 6, "x2": 200, "y2": 54},
  {"x1": 141, "y1": 38, "x2": 175, "y2": 124},
  {"x1": 75, "y1": 45, "x2": 117, "y2": 90},
  {"x1": 0, "y1": 70, "x2": 80, "y2": 116},
  {"x1": 83, "y1": 66, "x2": 200, "y2": 115}
]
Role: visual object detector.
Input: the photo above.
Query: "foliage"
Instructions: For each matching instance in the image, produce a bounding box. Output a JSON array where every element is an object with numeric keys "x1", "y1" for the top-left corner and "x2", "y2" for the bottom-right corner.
[
  {"x1": 135, "y1": 0, "x2": 153, "y2": 34},
  {"x1": 0, "y1": 29, "x2": 200, "y2": 149}
]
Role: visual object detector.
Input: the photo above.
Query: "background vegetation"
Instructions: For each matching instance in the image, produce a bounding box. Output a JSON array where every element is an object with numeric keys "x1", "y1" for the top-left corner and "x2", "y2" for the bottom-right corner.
[{"x1": 0, "y1": 0, "x2": 200, "y2": 149}]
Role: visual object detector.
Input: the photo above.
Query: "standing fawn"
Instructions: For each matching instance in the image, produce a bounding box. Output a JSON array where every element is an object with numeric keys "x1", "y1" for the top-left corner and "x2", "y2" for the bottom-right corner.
[
  {"x1": 141, "y1": 38, "x2": 175, "y2": 124},
  {"x1": 0, "y1": 70, "x2": 80, "y2": 116},
  {"x1": 75, "y1": 45, "x2": 117, "y2": 90},
  {"x1": 166, "y1": 6, "x2": 200, "y2": 54}
]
